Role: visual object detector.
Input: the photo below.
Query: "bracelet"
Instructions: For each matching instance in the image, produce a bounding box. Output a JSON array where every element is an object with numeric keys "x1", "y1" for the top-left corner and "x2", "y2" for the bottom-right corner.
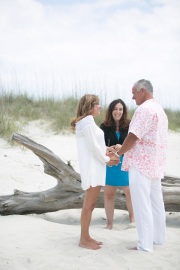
[{"x1": 115, "y1": 151, "x2": 121, "y2": 158}]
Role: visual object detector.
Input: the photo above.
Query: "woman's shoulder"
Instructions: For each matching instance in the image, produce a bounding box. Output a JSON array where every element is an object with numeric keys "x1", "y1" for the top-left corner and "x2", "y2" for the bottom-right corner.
[
  {"x1": 76, "y1": 115, "x2": 95, "y2": 132},
  {"x1": 100, "y1": 123, "x2": 105, "y2": 129},
  {"x1": 82, "y1": 115, "x2": 95, "y2": 126},
  {"x1": 100, "y1": 123, "x2": 109, "y2": 131},
  {"x1": 100, "y1": 123, "x2": 113, "y2": 130}
]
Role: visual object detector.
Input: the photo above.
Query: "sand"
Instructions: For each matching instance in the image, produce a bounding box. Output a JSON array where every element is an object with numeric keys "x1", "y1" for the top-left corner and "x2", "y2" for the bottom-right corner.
[{"x1": 0, "y1": 120, "x2": 180, "y2": 270}]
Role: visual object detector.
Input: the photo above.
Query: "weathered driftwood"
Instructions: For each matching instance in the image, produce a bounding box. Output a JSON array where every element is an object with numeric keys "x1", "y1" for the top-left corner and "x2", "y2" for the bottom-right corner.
[{"x1": 0, "y1": 133, "x2": 179, "y2": 215}]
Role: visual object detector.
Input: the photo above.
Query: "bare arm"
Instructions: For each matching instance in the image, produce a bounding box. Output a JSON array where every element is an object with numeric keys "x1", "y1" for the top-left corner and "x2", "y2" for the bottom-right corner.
[{"x1": 117, "y1": 132, "x2": 138, "y2": 156}]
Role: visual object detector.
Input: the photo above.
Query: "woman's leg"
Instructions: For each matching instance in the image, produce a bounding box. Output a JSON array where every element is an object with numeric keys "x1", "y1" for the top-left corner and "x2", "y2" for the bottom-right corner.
[
  {"x1": 79, "y1": 186, "x2": 102, "y2": 250},
  {"x1": 122, "y1": 186, "x2": 135, "y2": 223},
  {"x1": 104, "y1": 185, "x2": 117, "y2": 229}
]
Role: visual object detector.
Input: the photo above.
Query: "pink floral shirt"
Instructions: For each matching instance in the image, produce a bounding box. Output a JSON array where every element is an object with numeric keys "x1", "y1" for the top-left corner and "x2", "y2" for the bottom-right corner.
[{"x1": 122, "y1": 99, "x2": 168, "y2": 179}]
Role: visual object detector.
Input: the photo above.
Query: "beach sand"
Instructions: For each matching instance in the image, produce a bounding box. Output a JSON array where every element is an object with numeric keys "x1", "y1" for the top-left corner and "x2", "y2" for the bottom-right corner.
[{"x1": 0, "y1": 120, "x2": 180, "y2": 270}]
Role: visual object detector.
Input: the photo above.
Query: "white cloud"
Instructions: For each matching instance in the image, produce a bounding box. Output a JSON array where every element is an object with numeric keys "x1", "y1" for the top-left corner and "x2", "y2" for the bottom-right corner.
[{"x1": 0, "y1": 0, "x2": 179, "y2": 108}]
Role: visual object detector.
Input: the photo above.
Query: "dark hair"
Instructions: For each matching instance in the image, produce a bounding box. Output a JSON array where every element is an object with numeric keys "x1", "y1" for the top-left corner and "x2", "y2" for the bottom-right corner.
[{"x1": 103, "y1": 99, "x2": 130, "y2": 130}]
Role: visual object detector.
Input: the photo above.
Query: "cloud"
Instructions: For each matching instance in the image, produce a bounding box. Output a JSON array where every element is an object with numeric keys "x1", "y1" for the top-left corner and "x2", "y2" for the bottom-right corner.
[{"x1": 0, "y1": 0, "x2": 180, "y2": 108}]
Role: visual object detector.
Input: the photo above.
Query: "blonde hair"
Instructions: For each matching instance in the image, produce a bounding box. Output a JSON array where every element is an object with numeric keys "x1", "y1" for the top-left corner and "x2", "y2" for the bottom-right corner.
[{"x1": 70, "y1": 94, "x2": 99, "y2": 130}]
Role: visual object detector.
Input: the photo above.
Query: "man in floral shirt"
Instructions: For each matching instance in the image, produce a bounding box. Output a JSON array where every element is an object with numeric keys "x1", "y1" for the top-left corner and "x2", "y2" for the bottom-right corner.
[{"x1": 115, "y1": 79, "x2": 168, "y2": 252}]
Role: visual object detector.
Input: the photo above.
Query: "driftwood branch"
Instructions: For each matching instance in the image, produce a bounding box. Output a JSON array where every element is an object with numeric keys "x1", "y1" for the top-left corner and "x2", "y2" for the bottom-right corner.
[{"x1": 0, "y1": 133, "x2": 179, "y2": 215}]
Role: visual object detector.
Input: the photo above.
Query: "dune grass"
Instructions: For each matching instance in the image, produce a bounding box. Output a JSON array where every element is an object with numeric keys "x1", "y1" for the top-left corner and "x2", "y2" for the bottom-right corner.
[
  {"x1": 0, "y1": 92, "x2": 179, "y2": 143},
  {"x1": 0, "y1": 93, "x2": 79, "y2": 142},
  {"x1": 164, "y1": 109, "x2": 180, "y2": 132}
]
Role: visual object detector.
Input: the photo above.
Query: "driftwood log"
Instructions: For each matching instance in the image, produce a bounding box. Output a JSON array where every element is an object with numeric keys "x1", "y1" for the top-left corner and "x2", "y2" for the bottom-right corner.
[{"x1": 0, "y1": 133, "x2": 180, "y2": 215}]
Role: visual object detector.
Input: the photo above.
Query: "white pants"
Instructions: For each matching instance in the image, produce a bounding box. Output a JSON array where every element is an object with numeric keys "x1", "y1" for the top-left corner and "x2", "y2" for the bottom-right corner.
[{"x1": 129, "y1": 166, "x2": 166, "y2": 252}]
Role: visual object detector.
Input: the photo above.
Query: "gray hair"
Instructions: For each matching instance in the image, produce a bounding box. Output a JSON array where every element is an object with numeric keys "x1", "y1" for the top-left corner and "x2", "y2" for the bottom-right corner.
[{"x1": 135, "y1": 79, "x2": 153, "y2": 94}]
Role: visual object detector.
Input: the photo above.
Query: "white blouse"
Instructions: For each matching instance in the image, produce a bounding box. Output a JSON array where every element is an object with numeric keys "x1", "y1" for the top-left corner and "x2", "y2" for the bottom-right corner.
[{"x1": 75, "y1": 115, "x2": 110, "y2": 190}]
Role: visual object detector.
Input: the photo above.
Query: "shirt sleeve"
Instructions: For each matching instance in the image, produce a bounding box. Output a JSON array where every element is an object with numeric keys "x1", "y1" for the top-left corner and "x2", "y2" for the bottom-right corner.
[
  {"x1": 129, "y1": 107, "x2": 152, "y2": 139},
  {"x1": 83, "y1": 124, "x2": 110, "y2": 163}
]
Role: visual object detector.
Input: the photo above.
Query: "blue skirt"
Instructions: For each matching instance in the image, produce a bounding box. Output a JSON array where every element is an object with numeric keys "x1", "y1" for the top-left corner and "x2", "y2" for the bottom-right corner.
[{"x1": 106, "y1": 155, "x2": 129, "y2": 186}]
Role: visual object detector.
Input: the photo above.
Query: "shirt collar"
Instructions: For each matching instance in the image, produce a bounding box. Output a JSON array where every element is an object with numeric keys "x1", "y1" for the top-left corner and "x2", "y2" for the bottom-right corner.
[{"x1": 142, "y1": 98, "x2": 155, "y2": 105}]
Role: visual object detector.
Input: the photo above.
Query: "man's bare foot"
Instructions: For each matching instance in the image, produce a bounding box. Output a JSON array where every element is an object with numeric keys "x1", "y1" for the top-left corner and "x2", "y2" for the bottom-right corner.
[
  {"x1": 79, "y1": 239, "x2": 101, "y2": 250},
  {"x1": 89, "y1": 237, "x2": 103, "y2": 245},
  {"x1": 127, "y1": 247, "x2": 138, "y2": 250},
  {"x1": 105, "y1": 224, "x2": 112, "y2": 230}
]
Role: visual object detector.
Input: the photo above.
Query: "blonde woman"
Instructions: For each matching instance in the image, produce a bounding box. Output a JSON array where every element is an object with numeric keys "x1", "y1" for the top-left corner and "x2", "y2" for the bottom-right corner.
[{"x1": 71, "y1": 94, "x2": 119, "y2": 250}]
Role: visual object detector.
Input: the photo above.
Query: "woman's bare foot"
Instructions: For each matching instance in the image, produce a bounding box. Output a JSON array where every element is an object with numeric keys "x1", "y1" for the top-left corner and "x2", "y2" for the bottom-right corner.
[
  {"x1": 105, "y1": 224, "x2": 112, "y2": 230},
  {"x1": 79, "y1": 239, "x2": 101, "y2": 250},
  {"x1": 89, "y1": 237, "x2": 103, "y2": 245}
]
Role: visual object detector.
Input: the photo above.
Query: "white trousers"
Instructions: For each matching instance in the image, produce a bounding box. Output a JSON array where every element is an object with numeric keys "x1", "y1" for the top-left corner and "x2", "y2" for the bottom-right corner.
[{"x1": 129, "y1": 166, "x2": 166, "y2": 252}]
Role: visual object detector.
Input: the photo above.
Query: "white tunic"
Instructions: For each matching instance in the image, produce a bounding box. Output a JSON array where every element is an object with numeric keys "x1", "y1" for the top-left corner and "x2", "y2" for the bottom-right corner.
[{"x1": 75, "y1": 115, "x2": 110, "y2": 190}]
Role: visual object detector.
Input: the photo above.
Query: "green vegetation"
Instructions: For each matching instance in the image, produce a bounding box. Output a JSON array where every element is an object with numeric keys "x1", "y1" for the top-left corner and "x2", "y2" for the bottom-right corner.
[
  {"x1": 164, "y1": 109, "x2": 180, "y2": 132},
  {"x1": 0, "y1": 92, "x2": 79, "y2": 143},
  {"x1": 0, "y1": 92, "x2": 179, "y2": 143}
]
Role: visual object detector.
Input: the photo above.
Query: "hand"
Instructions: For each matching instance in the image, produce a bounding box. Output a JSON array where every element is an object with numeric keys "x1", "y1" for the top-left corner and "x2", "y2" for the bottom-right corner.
[
  {"x1": 110, "y1": 154, "x2": 120, "y2": 161},
  {"x1": 114, "y1": 144, "x2": 122, "y2": 151},
  {"x1": 106, "y1": 151, "x2": 120, "y2": 161},
  {"x1": 106, "y1": 146, "x2": 116, "y2": 153},
  {"x1": 106, "y1": 151, "x2": 114, "y2": 157},
  {"x1": 106, "y1": 160, "x2": 120, "y2": 167}
]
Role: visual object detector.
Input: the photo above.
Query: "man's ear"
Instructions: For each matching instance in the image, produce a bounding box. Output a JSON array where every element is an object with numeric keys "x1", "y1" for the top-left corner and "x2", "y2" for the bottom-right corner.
[{"x1": 141, "y1": 87, "x2": 145, "y2": 94}]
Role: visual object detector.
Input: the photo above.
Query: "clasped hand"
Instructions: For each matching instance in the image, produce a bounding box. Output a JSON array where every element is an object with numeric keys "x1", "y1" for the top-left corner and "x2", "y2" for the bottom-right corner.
[
  {"x1": 111, "y1": 144, "x2": 122, "y2": 151},
  {"x1": 106, "y1": 153, "x2": 119, "y2": 168},
  {"x1": 105, "y1": 144, "x2": 122, "y2": 167}
]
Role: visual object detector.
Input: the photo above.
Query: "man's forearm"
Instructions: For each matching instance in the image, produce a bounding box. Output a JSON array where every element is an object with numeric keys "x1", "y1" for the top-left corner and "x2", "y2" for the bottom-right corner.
[{"x1": 117, "y1": 132, "x2": 138, "y2": 156}]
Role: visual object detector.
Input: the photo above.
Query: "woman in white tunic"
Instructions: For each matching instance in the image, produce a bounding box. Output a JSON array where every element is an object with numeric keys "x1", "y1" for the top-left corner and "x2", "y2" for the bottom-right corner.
[{"x1": 71, "y1": 94, "x2": 119, "y2": 250}]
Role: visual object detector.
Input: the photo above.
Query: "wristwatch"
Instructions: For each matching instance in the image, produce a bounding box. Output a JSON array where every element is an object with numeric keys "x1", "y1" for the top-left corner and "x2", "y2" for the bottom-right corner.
[{"x1": 115, "y1": 151, "x2": 121, "y2": 158}]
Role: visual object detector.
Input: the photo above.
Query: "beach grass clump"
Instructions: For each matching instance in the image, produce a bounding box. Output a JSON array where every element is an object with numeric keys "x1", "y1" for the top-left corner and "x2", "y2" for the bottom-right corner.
[
  {"x1": 0, "y1": 91, "x2": 107, "y2": 141},
  {"x1": 165, "y1": 109, "x2": 180, "y2": 132},
  {"x1": 50, "y1": 97, "x2": 79, "y2": 131},
  {"x1": 0, "y1": 93, "x2": 81, "y2": 142},
  {"x1": 127, "y1": 108, "x2": 135, "y2": 120},
  {"x1": 0, "y1": 92, "x2": 180, "y2": 143},
  {"x1": 0, "y1": 116, "x2": 22, "y2": 141}
]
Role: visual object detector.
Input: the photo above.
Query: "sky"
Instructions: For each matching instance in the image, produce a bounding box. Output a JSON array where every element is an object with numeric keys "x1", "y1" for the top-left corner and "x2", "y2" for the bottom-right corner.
[{"x1": 0, "y1": 0, "x2": 180, "y2": 108}]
